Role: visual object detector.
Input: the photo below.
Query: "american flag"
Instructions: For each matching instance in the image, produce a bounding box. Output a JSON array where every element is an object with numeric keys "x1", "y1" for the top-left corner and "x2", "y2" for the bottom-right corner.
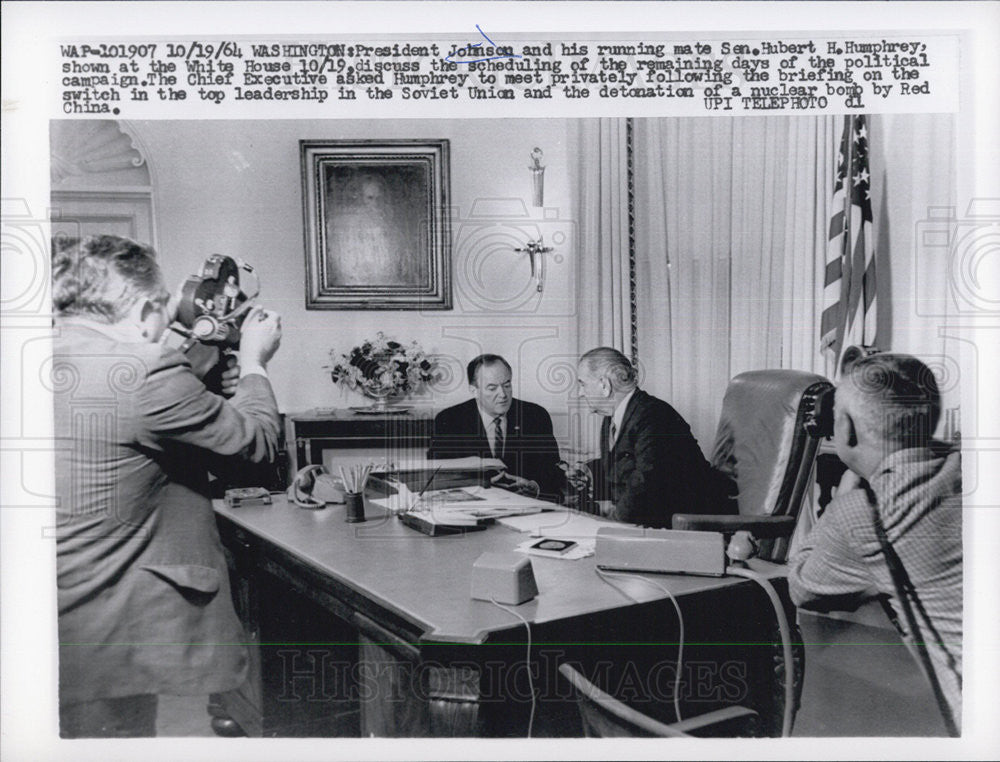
[{"x1": 820, "y1": 115, "x2": 878, "y2": 373}]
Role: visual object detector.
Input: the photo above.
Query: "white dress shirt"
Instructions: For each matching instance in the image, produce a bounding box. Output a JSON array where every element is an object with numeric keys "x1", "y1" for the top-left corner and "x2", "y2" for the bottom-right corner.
[{"x1": 478, "y1": 405, "x2": 506, "y2": 458}]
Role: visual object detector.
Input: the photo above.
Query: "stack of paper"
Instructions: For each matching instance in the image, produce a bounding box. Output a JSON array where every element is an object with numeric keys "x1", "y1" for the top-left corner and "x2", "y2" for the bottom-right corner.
[
  {"x1": 370, "y1": 483, "x2": 553, "y2": 520},
  {"x1": 371, "y1": 456, "x2": 506, "y2": 474},
  {"x1": 367, "y1": 458, "x2": 507, "y2": 501},
  {"x1": 497, "y1": 509, "x2": 613, "y2": 539}
]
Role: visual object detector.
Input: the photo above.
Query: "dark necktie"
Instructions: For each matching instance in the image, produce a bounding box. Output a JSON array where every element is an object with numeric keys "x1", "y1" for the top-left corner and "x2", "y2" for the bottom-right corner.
[
  {"x1": 493, "y1": 416, "x2": 505, "y2": 458},
  {"x1": 609, "y1": 421, "x2": 618, "y2": 448}
]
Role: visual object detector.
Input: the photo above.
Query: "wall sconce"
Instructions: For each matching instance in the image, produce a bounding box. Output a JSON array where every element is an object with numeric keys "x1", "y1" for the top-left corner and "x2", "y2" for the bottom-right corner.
[
  {"x1": 511, "y1": 148, "x2": 552, "y2": 293},
  {"x1": 513, "y1": 238, "x2": 553, "y2": 293},
  {"x1": 529, "y1": 147, "x2": 545, "y2": 207}
]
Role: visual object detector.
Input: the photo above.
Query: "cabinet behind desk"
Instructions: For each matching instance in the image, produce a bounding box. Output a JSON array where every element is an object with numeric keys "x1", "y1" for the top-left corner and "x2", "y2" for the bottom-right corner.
[
  {"x1": 214, "y1": 496, "x2": 797, "y2": 737},
  {"x1": 285, "y1": 408, "x2": 436, "y2": 474}
]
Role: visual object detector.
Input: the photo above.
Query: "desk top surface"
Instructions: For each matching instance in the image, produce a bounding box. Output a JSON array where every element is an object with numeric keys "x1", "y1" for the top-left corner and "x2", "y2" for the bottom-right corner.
[{"x1": 215, "y1": 495, "x2": 776, "y2": 645}]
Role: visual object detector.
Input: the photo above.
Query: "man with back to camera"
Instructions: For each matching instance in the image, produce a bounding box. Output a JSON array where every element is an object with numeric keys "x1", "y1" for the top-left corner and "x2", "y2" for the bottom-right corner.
[
  {"x1": 788, "y1": 353, "x2": 962, "y2": 733},
  {"x1": 571, "y1": 347, "x2": 729, "y2": 528},
  {"x1": 52, "y1": 235, "x2": 283, "y2": 737},
  {"x1": 427, "y1": 354, "x2": 564, "y2": 500}
]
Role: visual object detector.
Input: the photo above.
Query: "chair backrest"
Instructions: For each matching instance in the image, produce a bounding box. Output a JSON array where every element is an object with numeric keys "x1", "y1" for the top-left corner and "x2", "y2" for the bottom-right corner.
[
  {"x1": 558, "y1": 663, "x2": 687, "y2": 737},
  {"x1": 710, "y1": 370, "x2": 833, "y2": 558},
  {"x1": 557, "y1": 663, "x2": 761, "y2": 738}
]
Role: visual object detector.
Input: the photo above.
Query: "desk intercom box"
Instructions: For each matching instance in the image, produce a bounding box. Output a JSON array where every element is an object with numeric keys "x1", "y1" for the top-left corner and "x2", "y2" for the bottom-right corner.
[
  {"x1": 471, "y1": 551, "x2": 538, "y2": 605},
  {"x1": 595, "y1": 526, "x2": 727, "y2": 576}
]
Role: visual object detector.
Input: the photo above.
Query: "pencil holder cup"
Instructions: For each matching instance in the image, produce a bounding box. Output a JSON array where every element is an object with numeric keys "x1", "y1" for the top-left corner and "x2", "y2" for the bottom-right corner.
[{"x1": 344, "y1": 492, "x2": 366, "y2": 523}]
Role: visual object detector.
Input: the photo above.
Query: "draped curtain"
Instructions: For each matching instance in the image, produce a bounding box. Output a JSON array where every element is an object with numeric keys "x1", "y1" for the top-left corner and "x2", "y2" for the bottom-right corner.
[
  {"x1": 574, "y1": 118, "x2": 635, "y2": 361},
  {"x1": 867, "y1": 113, "x2": 958, "y2": 418}
]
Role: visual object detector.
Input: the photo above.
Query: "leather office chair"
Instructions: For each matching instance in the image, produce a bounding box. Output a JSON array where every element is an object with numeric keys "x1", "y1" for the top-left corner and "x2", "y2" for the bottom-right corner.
[
  {"x1": 562, "y1": 371, "x2": 831, "y2": 740},
  {"x1": 672, "y1": 370, "x2": 834, "y2": 562},
  {"x1": 558, "y1": 663, "x2": 759, "y2": 738}
]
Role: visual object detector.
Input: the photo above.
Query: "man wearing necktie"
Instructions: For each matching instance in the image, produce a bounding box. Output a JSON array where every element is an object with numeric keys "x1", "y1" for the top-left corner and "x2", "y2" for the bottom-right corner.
[
  {"x1": 492, "y1": 414, "x2": 505, "y2": 458},
  {"x1": 427, "y1": 354, "x2": 564, "y2": 499},
  {"x1": 571, "y1": 347, "x2": 728, "y2": 528}
]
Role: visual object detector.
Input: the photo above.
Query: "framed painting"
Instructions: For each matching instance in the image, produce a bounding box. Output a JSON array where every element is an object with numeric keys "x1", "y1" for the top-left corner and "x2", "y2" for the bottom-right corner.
[{"x1": 301, "y1": 139, "x2": 452, "y2": 310}]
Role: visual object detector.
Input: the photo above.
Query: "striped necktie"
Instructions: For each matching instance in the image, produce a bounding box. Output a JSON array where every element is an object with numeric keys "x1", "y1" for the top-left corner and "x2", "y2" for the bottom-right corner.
[{"x1": 493, "y1": 416, "x2": 505, "y2": 458}]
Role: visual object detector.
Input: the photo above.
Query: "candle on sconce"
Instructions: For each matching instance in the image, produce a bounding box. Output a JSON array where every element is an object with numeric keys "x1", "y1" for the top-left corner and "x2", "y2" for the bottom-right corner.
[{"x1": 529, "y1": 147, "x2": 545, "y2": 207}]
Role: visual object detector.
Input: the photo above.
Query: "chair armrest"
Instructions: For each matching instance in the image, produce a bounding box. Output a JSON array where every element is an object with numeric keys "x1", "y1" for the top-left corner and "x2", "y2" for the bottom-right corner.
[{"x1": 671, "y1": 514, "x2": 797, "y2": 538}]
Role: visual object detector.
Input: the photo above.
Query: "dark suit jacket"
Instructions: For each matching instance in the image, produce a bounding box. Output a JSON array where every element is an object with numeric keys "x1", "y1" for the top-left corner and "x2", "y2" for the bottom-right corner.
[
  {"x1": 427, "y1": 398, "x2": 563, "y2": 499},
  {"x1": 54, "y1": 322, "x2": 280, "y2": 704},
  {"x1": 587, "y1": 389, "x2": 728, "y2": 528}
]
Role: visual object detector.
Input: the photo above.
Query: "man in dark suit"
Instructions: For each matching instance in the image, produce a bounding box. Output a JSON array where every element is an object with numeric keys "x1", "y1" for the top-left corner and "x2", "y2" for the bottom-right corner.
[
  {"x1": 52, "y1": 235, "x2": 282, "y2": 737},
  {"x1": 427, "y1": 354, "x2": 564, "y2": 499},
  {"x1": 572, "y1": 347, "x2": 724, "y2": 528}
]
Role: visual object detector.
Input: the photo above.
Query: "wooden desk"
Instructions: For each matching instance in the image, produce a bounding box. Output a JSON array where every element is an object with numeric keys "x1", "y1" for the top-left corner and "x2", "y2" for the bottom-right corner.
[
  {"x1": 215, "y1": 495, "x2": 797, "y2": 737},
  {"x1": 286, "y1": 408, "x2": 436, "y2": 474}
]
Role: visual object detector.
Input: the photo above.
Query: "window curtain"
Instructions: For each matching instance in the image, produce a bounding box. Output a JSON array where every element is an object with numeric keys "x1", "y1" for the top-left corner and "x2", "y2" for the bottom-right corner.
[
  {"x1": 632, "y1": 116, "x2": 840, "y2": 451},
  {"x1": 867, "y1": 113, "x2": 958, "y2": 418},
  {"x1": 574, "y1": 118, "x2": 634, "y2": 361}
]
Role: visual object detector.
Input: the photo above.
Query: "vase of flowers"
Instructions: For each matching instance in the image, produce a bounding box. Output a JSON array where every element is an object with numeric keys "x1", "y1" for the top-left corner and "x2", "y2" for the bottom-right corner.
[{"x1": 328, "y1": 332, "x2": 434, "y2": 413}]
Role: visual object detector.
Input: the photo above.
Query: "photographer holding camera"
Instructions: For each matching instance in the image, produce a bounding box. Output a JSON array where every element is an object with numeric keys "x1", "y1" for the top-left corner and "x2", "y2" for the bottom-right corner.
[{"x1": 52, "y1": 235, "x2": 282, "y2": 737}]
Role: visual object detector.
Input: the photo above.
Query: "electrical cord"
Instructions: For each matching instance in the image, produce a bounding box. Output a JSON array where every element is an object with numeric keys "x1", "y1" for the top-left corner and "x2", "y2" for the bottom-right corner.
[
  {"x1": 489, "y1": 598, "x2": 535, "y2": 738},
  {"x1": 594, "y1": 567, "x2": 685, "y2": 724},
  {"x1": 726, "y1": 565, "x2": 795, "y2": 738}
]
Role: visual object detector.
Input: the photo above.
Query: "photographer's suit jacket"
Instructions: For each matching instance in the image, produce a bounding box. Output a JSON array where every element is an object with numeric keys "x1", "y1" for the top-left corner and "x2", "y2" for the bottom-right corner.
[
  {"x1": 427, "y1": 398, "x2": 564, "y2": 499},
  {"x1": 54, "y1": 322, "x2": 280, "y2": 705},
  {"x1": 587, "y1": 389, "x2": 727, "y2": 528}
]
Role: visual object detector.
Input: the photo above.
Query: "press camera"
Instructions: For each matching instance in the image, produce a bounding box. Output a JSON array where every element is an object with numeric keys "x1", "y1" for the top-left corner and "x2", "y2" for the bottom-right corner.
[{"x1": 168, "y1": 254, "x2": 260, "y2": 352}]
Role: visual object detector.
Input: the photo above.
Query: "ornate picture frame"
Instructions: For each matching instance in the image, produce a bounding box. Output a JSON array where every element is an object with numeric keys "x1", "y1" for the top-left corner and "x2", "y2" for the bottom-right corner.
[{"x1": 301, "y1": 139, "x2": 452, "y2": 310}]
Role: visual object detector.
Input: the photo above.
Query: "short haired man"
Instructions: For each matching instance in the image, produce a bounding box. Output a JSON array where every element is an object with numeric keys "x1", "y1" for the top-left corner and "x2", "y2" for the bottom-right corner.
[
  {"x1": 788, "y1": 353, "x2": 962, "y2": 732},
  {"x1": 427, "y1": 354, "x2": 563, "y2": 499},
  {"x1": 52, "y1": 235, "x2": 283, "y2": 737},
  {"x1": 573, "y1": 347, "x2": 725, "y2": 528}
]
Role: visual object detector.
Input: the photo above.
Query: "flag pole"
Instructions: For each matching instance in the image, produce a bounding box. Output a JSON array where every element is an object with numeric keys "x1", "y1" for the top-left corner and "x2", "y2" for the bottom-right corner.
[{"x1": 835, "y1": 113, "x2": 853, "y2": 375}]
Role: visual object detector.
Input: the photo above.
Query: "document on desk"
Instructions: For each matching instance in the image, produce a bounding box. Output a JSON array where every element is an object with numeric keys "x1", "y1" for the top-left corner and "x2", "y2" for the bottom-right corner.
[
  {"x1": 498, "y1": 509, "x2": 614, "y2": 539},
  {"x1": 367, "y1": 458, "x2": 507, "y2": 501},
  {"x1": 514, "y1": 536, "x2": 595, "y2": 560},
  {"x1": 501, "y1": 510, "x2": 612, "y2": 560},
  {"x1": 373, "y1": 456, "x2": 506, "y2": 474},
  {"x1": 369, "y1": 484, "x2": 553, "y2": 520}
]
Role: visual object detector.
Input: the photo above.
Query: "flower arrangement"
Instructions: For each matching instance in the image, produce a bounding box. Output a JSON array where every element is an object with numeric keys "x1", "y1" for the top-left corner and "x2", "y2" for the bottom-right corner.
[{"x1": 328, "y1": 332, "x2": 434, "y2": 406}]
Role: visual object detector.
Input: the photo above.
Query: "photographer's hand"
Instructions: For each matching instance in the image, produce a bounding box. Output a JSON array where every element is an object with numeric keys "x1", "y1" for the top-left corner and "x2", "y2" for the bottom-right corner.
[
  {"x1": 218, "y1": 353, "x2": 240, "y2": 397},
  {"x1": 239, "y1": 307, "x2": 282, "y2": 377}
]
